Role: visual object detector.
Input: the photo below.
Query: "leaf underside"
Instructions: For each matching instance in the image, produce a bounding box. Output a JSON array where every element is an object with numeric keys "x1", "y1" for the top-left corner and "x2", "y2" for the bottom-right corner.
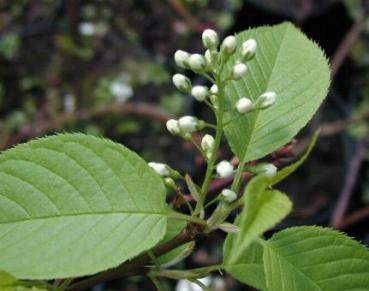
[
  {"x1": 0, "y1": 134, "x2": 167, "y2": 279},
  {"x1": 223, "y1": 22, "x2": 330, "y2": 163}
]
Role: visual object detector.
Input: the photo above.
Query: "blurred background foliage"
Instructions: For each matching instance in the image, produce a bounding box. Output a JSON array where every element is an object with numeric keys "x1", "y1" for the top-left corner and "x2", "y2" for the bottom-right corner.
[{"x1": 1, "y1": 0, "x2": 369, "y2": 290}]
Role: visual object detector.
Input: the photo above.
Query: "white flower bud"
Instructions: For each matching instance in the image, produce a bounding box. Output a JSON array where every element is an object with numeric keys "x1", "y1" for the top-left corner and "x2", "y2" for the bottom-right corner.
[
  {"x1": 201, "y1": 134, "x2": 215, "y2": 153},
  {"x1": 258, "y1": 91, "x2": 277, "y2": 109},
  {"x1": 210, "y1": 84, "x2": 218, "y2": 94},
  {"x1": 148, "y1": 162, "x2": 170, "y2": 177},
  {"x1": 259, "y1": 163, "x2": 277, "y2": 178},
  {"x1": 166, "y1": 119, "x2": 181, "y2": 135},
  {"x1": 178, "y1": 116, "x2": 199, "y2": 133},
  {"x1": 221, "y1": 35, "x2": 237, "y2": 55},
  {"x1": 241, "y1": 38, "x2": 257, "y2": 61},
  {"x1": 221, "y1": 189, "x2": 237, "y2": 203},
  {"x1": 236, "y1": 97, "x2": 253, "y2": 114},
  {"x1": 174, "y1": 50, "x2": 190, "y2": 68},
  {"x1": 202, "y1": 29, "x2": 219, "y2": 49},
  {"x1": 216, "y1": 160, "x2": 234, "y2": 178},
  {"x1": 164, "y1": 177, "x2": 176, "y2": 188},
  {"x1": 205, "y1": 49, "x2": 218, "y2": 68},
  {"x1": 191, "y1": 85, "x2": 209, "y2": 102},
  {"x1": 210, "y1": 94, "x2": 219, "y2": 110},
  {"x1": 188, "y1": 54, "x2": 206, "y2": 72},
  {"x1": 232, "y1": 63, "x2": 248, "y2": 80},
  {"x1": 172, "y1": 74, "x2": 192, "y2": 93}
]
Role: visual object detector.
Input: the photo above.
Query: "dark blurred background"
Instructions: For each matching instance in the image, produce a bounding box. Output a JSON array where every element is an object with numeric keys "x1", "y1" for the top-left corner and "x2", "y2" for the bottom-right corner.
[{"x1": 1, "y1": 0, "x2": 369, "y2": 290}]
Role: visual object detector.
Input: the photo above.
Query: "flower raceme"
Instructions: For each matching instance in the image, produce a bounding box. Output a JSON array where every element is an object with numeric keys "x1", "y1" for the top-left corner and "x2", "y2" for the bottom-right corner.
[{"x1": 166, "y1": 28, "x2": 279, "y2": 198}]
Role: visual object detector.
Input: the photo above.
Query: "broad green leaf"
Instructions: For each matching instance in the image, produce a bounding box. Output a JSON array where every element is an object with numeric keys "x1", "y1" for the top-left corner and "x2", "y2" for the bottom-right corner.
[
  {"x1": 156, "y1": 217, "x2": 194, "y2": 267},
  {"x1": 223, "y1": 22, "x2": 330, "y2": 163},
  {"x1": 224, "y1": 182, "x2": 292, "y2": 265},
  {"x1": 0, "y1": 134, "x2": 167, "y2": 279},
  {"x1": 224, "y1": 242, "x2": 266, "y2": 290},
  {"x1": 263, "y1": 226, "x2": 369, "y2": 291}
]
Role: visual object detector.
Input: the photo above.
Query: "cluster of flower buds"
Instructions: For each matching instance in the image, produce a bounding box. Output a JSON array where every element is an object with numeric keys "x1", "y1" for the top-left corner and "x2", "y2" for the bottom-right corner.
[
  {"x1": 172, "y1": 30, "x2": 260, "y2": 104},
  {"x1": 166, "y1": 116, "x2": 206, "y2": 138}
]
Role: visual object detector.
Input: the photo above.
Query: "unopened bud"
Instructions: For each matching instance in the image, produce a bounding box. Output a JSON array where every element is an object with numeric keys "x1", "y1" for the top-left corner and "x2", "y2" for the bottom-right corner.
[
  {"x1": 178, "y1": 116, "x2": 199, "y2": 133},
  {"x1": 236, "y1": 97, "x2": 253, "y2": 114},
  {"x1": 205, "y1": 49, "x2": 218, "y2": 68},
  {"x1": 216, "y1": 160, "x2": 234, "y2": 178},
  {"x1": 166, "y1": 119, "x2": 181, "y2": 135},
  {"x1": 191, "y1": 85, "x2": 209, "y2": 102},
  {"x1": 164, "y1": 177, "x2": 176, "y2": 188},
  {"x1": 241, "y1": 39, "x2": 257, "y2": 61},
  {"x1": 174, "y1": 50, "x2": 190, "y2": 68},
  {"x1": 221, "y1": 35, "x2": 237, "y2": 55},
  {"x1": 172, "y1": 74, "x2": 192, "y2": 93},
  {"x1": 210, "y1": 84, "x2": 218, "y2": 95},
  {"x1": 232, "y1": 63, "x2": 248, "y2": 80},
  {"x1": 189, "y1": 54, "x2": 206, "y2": 72},
  {"x1": 221, "y1": 189, "x2": 237, "y2": 203},
  {"x1": 201, "y1": 134, "x2": 215, "y2": 153},
  {"x1": 202, "y1": 29, "x2": 219, "y2": 50},
  {"x1": 148, "y1": 162, "x2": 170, "y2": 177},
  {"x1": 258, "y1": 91, "x2": 277, "y2": 109},
  {"x1": 258, "y1": 163, "x2": 277, "y2": 178}
]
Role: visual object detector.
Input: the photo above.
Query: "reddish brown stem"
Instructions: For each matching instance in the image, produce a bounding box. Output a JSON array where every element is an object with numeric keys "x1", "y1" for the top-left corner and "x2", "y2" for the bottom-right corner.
[
  {"x1": 67, "y1": 223, "x2": 203, "y2": 291},
  {"x1": 331, "y1": 17, "x2": 367, "y2": 78},
  {"x1": 330, "y1": 134, "x2": 369, "y2": 228}
]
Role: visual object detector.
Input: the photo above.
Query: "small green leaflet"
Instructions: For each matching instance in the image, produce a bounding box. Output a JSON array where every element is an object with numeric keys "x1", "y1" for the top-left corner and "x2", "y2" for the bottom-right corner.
[
  {"x1": 223, "y1": 187, "x2": 292, "y2": 266},
  {"x1": 223, "y1": 22, "x2": 330, "y2": 163},
  {"x1": 224, "y1": 242, "x2": 266, "y2": 290},
  {"x1": 263, "y1": 226, "x2": 369, "y2": 291},
  {"x1": 0, "y1": 134, "x2": 168, "y2": 279}
]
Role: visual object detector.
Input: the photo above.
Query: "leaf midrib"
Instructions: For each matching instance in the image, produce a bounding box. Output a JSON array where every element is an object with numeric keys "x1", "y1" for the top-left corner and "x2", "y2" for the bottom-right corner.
[
  {"x1": 0, "y1": 211, "x2": 168, "y2": 225},
  {"x1": 237, "y1": 24, "x2": 290, "y2": 164}
]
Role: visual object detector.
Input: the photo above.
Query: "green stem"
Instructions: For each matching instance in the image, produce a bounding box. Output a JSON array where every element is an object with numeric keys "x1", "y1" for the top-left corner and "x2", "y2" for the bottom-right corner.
[
  {"x1": 189, "y1": 137, "x2": 206, "y2": 157},
  {"x1": 231, "y1": 161, "x2": 244, "y2": 192},
  {"x1": 190, "y1": 279, "x2": 210, "y2": 291},
  {"x1": 54, "y1": 278, "x2": 74, "y2": 291},
  {"x1": 200, "y1": 88, "x2": 224, "y2": 196},
  {"x1": 149, "y1": 275, "x2": 166, "y2": 291}
]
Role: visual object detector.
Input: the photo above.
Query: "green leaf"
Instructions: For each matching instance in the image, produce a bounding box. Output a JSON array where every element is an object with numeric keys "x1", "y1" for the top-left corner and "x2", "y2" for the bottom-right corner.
[
  {"x1": 263, "y1": 226, "x2": 369, "y2": 291},
  {"x1": 223, "y1": 22, "x2": 330, "y2": 163},
  {"x1": 224, "y1": 180, "x2": 292, "y2": 265},
  {"x1": 224, "y1": 242, "x2": 266, "y2": 290},
  {"x1": 0, "y1": 134, "x2": 168, "y2": 279}
]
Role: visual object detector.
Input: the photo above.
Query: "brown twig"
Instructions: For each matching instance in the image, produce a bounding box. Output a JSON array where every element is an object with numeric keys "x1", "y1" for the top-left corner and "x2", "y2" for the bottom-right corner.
[
  {"x1": 0, "y1": 102, "x2": 173, "y2": 150},
  {"x1": 320, "y1": 109, "x2": 369, "y2": 136},
  {"x1": 67, "y1": 223, "x2": 203, "y2": 291},
  {"x1": 166, "y1": 0, "x2": 210, "y2": 32},
  {"x1": 330, "y1": 133, "x2": 369, "y2": 228},
  {"x1": 339, "y1": 206, "x2": 369, "y2": 230},
  {"x1": 330, "y1": 17, "x2": 367, "y2": 78}
]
